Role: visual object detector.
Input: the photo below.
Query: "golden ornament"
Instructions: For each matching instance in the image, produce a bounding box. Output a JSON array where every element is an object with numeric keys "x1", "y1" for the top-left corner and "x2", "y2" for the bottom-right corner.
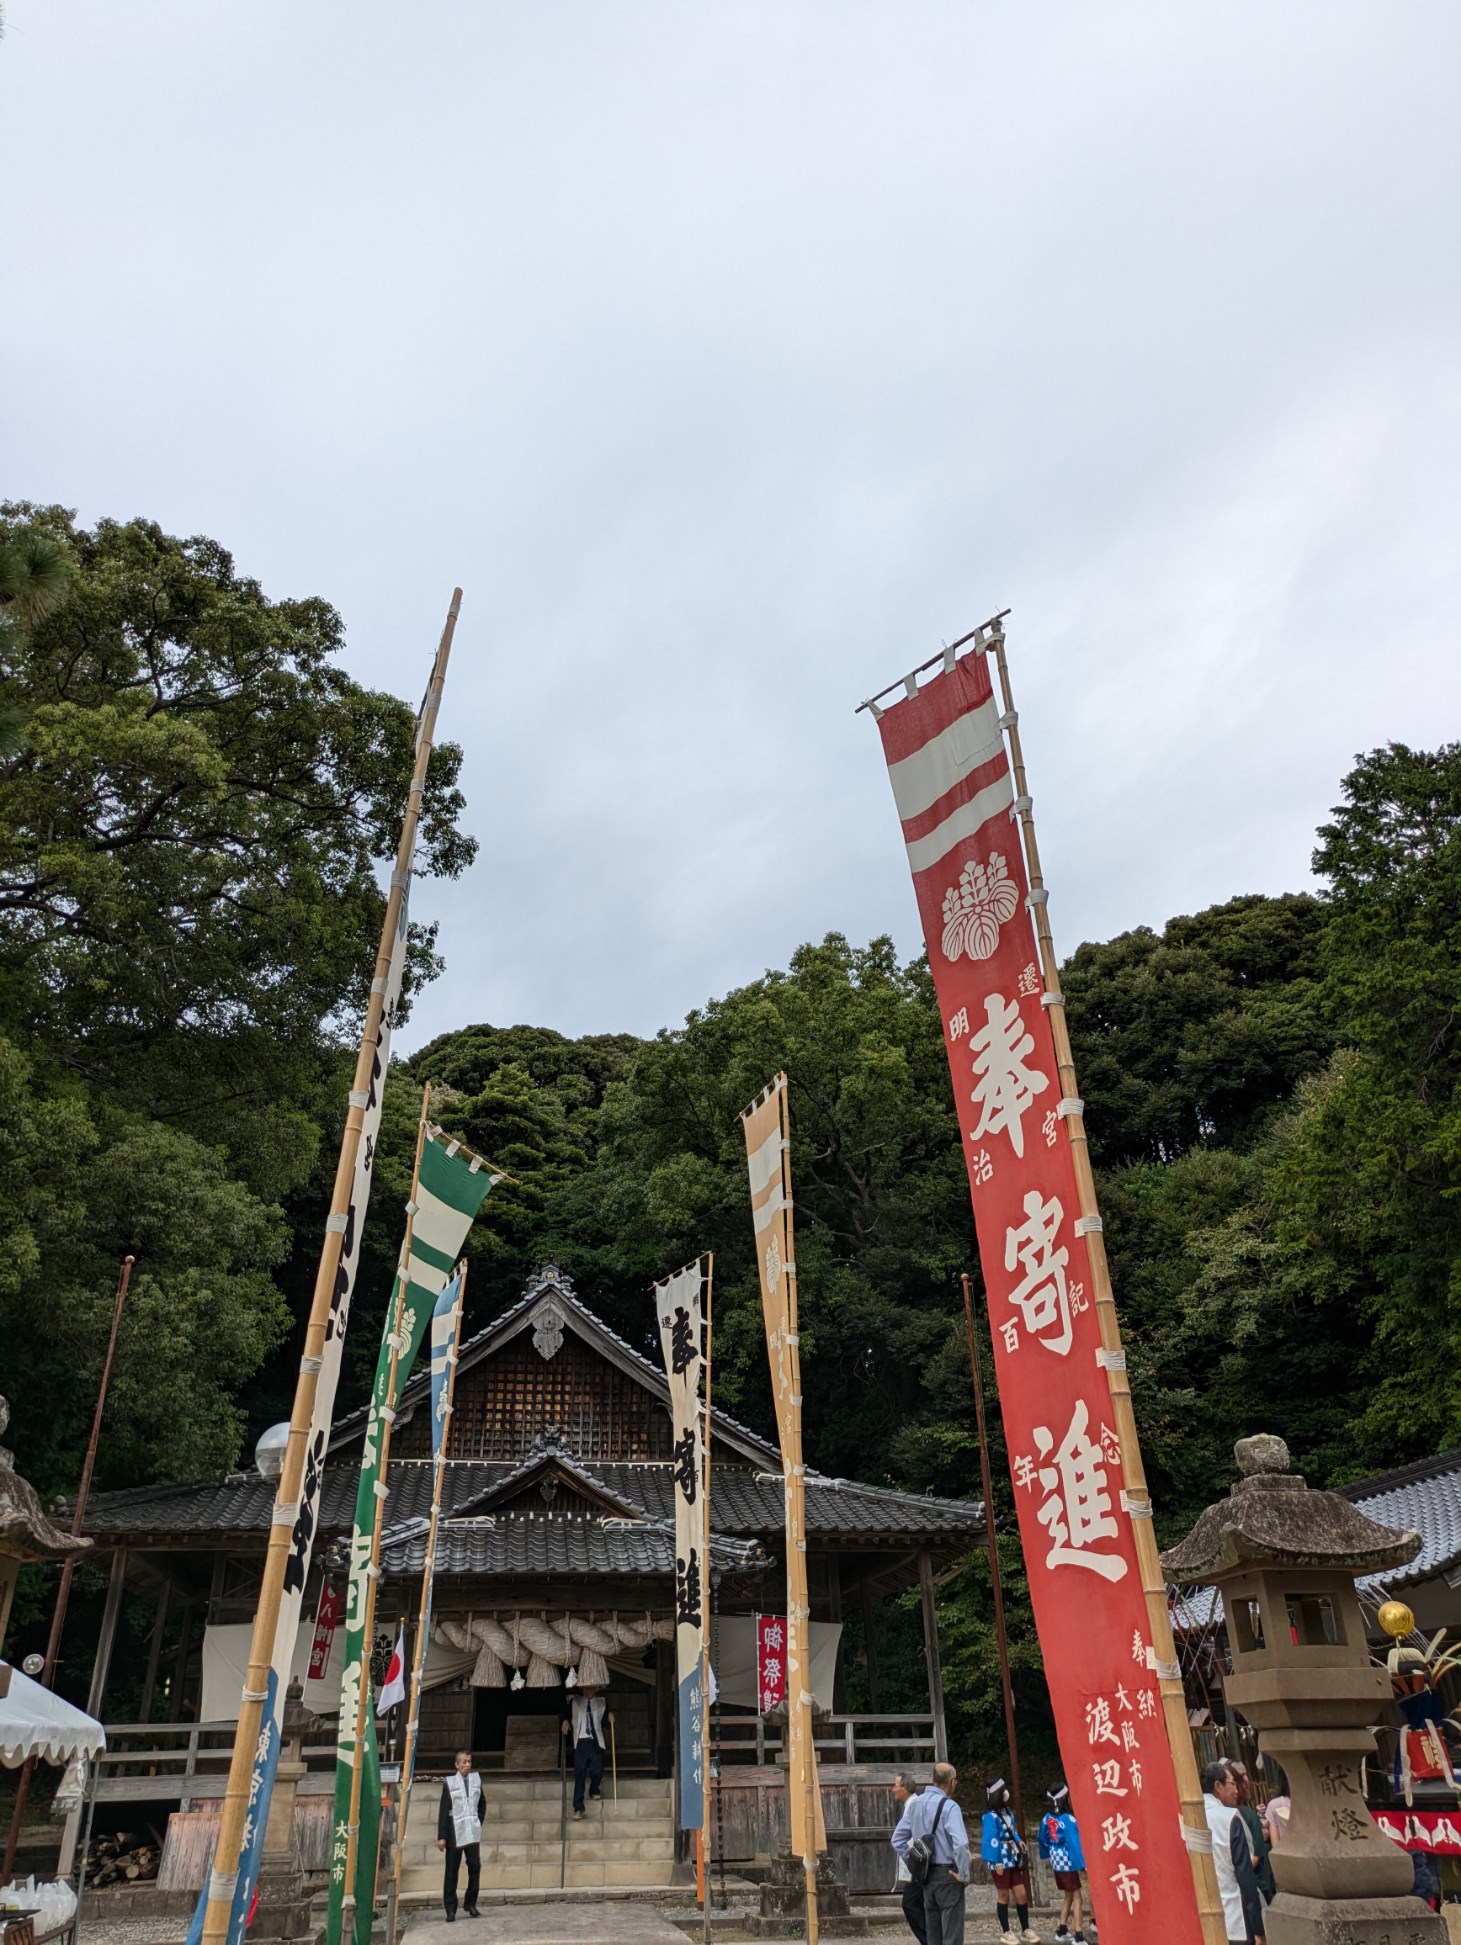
[{"x1": 1377, "y1": 1600, "x2": 1415, "y2": 1639}]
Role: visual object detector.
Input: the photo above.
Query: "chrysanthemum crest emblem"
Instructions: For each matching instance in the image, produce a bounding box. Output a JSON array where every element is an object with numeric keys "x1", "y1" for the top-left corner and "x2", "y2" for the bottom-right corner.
[{"x1": 941, "y1": 850, "x2": 1020, "y2": 963}]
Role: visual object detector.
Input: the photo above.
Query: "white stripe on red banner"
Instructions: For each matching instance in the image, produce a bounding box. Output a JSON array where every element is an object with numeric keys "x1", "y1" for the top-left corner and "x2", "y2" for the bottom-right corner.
[{"x1": 887, "y1": 694, "x2": 1005, "y2": 821}]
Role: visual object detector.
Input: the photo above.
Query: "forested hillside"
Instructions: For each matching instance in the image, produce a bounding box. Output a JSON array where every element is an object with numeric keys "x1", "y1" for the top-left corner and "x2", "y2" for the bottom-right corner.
[{"x1": 3, "y1": 503, "x2": 1458, "y2": 1780}]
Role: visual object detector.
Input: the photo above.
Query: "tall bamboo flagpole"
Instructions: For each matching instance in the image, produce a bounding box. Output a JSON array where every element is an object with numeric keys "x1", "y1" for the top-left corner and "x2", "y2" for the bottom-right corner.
[
  {"x1": 327, "y1": 1124, "x2": 499, "y2": 1945},
  {"x1": 982, "y1": 627, "x2": 1224, "y2": 1944},
  {"x1": 387, "y1": 1259, "x2": 467, "y2": 1945},
  {"x1": 741, "y1": 1078, "x2": 821, "y2": 1945},
  {"x1": 197, "y1": 593, "x2": 461, "y2": 1945},
  {"x1": 339, "y1": 1086, "x2": 432, "y2": 1932}
]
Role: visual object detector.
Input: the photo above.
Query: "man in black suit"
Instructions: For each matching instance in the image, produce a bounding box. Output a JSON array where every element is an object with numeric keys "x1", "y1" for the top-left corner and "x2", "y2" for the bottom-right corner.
[{"x1": 436, "y1": 1748, "x2": 484, "y2": 1921}]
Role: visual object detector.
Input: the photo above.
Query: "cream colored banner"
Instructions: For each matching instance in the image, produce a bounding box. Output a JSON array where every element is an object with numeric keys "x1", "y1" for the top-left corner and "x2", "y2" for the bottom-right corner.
[
  {"x1": 654, "y1": 1257, "x2": 709, "y2": 1831},
  {"x1": 742, "y1": 1076, "x2": 825, "y2": 1868}
]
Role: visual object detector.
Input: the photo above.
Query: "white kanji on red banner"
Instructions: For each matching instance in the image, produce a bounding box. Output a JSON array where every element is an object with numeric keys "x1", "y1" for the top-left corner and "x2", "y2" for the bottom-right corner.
[{"x1": 969, "y1": 994, "x2": 1049, "y2": 1156}]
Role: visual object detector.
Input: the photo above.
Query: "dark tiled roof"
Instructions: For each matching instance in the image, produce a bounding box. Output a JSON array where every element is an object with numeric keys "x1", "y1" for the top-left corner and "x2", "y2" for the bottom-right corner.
[
  {"x1": 381, "y1": 1512, "x2": 766, "y2": 1579},
  {"x1": 87, "y1": 1458, "x2": 982, "y2": 1547},
  {"x1": 1341, "y1": 1450, "x2": 1461, "y2": 1592}
]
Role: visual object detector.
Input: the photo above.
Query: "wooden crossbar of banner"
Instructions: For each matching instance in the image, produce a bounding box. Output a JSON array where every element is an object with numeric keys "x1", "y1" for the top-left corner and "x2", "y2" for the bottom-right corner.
[{"x1": 855, "y1": 608, "x2": 1011, "y2": 716}]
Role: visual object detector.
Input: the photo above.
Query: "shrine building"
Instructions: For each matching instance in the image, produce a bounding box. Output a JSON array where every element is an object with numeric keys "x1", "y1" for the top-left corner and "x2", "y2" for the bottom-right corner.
[{"x1": 80, "y1": 1265, "x2": 984, "y2": 1896}]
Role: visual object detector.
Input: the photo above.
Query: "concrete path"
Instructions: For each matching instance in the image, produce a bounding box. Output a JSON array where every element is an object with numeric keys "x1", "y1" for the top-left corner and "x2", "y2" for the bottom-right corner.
[{"x1": 403, "y1": 1908, "x2": 689, "y2": 1945}]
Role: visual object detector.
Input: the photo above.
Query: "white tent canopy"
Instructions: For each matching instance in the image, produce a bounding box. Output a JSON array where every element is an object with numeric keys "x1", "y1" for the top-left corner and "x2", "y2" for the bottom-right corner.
[{"x1": 0, "y1": 1667, "x2": 105, "y2": 1767}]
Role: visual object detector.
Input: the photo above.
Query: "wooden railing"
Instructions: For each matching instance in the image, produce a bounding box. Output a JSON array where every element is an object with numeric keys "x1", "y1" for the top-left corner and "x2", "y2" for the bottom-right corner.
[
  {"x1": 90, "y1": 1724, "x2": 338, "y2": 1802},
  {"x1": 712, "y1": 1712, "x2": 936, "y2": 1766}
]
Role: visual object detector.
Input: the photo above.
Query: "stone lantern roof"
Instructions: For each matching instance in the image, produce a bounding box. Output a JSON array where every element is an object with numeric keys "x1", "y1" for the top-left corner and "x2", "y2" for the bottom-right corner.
[{"x1": 1159, "y1": 1432, "x2": 1422, "y2": 1581}]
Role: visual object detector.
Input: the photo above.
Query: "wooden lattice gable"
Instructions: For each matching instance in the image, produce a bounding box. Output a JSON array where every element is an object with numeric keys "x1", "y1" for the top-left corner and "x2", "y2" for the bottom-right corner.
[{"x1": 330, "y1": 1264, "x2": 779, "y2": 1469}]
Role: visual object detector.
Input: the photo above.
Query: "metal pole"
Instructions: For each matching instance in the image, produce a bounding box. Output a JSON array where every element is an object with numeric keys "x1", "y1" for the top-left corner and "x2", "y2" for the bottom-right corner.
[
  {"x1": 962, "y1": 1272, "x2": 1025, "y2": 1837},
  {"x1": 983, "y1": 623, "x2": 1225, "y2": 1945},
  {"x1": 200, "y1": 592, "x2": 461, "y2": 1945},
  {"x1": 3, "y1": 1256, "x2": 134, "y2": 1881}
]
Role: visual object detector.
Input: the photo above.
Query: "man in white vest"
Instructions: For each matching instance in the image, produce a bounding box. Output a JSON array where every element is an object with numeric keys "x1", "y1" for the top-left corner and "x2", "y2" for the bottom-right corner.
[
  {"x1": 436, "y1": 1747, "x2": 485, "y2": 1921},
  {"x1": 559, "y1": 1685, "x2": 614, "y2": 1817}
]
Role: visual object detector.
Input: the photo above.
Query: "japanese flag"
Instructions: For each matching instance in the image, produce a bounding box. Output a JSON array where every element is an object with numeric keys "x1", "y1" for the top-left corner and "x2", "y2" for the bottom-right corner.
[{"x1": 376, "y1": 1626, "x2": 407, "y2": 1715}]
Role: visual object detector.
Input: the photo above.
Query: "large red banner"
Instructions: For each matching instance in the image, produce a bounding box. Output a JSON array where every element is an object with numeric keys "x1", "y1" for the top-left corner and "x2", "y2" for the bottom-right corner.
[{"x1": 873, "y1": 646, "x2": 1199, "y2": 1944}]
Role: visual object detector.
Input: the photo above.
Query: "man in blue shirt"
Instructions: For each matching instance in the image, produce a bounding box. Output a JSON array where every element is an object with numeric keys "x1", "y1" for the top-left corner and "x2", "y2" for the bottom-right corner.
[{"x1": 892, "y1": 1762, "x2": 971, "y2": 1945}]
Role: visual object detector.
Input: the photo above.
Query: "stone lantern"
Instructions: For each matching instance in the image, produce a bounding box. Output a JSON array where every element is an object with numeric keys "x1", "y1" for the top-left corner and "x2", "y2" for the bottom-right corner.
[{"x1": 1161, "y1": 1433, "x2": 1445, "y2": 1945}]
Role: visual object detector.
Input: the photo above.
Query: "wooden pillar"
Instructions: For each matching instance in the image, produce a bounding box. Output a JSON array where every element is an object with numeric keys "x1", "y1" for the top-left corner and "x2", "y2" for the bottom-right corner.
[
  {"x1": 206, "y1": 1553, "x2": 226, "y2": 1625},
  {"x1": 168, "y1": 1603, "x2": 194, "y2": 1721},
  {"x1": 88, "y1": 1547, "x2": 128, "y2": 1720},
  {"x1": 139, "y1": 1576, "x2": 171, "y2": 1723},
  {"x1": 918, "y1": 1553, "x2": 948, "y2": 1765},
  {"x1": 59, "y1": 1547, "x2": 129, "y2": 1881},
  {"x1": 859, "y1": 1581, "x2": 880, "y2": 1712},
  {"x1": 827, "y1": 1558, "x2": 846, "y2": 1714}
]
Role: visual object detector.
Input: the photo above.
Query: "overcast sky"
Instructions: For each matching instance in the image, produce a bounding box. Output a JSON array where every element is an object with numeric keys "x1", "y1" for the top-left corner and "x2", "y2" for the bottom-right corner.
[{"x1": 3, "y1": 3, "x2": 1457, "y2": 1050}]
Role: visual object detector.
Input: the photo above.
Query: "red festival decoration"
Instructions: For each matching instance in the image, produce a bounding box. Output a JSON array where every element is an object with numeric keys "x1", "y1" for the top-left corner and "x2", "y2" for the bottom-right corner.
[
  {"x1": 1373, "y1": 1809, "x2": 1461, "y2": 1855},
  {"x1": 873, "y1": 644, "x2": 1200, "y2": 1945},
  {"x1": 310, "y1": 1581, "x2": 341, "y2": 1682},
  {"x1": 757, "y1": 1615, "x2": 787, "y2": 1716}
]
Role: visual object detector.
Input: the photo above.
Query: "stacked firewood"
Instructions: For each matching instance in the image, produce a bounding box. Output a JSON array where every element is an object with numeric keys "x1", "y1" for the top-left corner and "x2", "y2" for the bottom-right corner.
[{"x1": 83, "y1": 1833, "x2": 160, "y2": 1888}]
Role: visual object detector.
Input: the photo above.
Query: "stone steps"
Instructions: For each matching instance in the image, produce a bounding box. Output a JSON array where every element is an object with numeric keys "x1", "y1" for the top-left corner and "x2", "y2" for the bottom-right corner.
[{"x1": 400, "y1": 1773, "x2": 676, "y2": 1891}]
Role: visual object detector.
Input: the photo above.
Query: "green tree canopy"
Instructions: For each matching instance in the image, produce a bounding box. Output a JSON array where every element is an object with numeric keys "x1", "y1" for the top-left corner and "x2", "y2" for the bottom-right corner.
[
  {"x1": 0, "y1": 506, "x2": 476, "y2": 1489},
  {"x1": 0, "y1": 503, "x2": 473, "y2": 1194}
]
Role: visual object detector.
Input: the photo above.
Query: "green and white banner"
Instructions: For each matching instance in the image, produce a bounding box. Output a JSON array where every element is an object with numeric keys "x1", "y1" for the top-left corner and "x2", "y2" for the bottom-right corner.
[{"x1": 326, "y1": 1132, "x2": 497, "y2": 1945}]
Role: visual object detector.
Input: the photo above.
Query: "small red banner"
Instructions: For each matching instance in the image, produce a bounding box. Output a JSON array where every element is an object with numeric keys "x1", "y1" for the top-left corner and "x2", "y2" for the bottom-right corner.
[
  {"x1": 309, "y1": 1581, "x2": 340, "y2": 1681},
  {"x1": 757, "y1": 1614, "x2": 787, "y2": 1716},
  {"x1": 873, "y1": 647, "x2": 1200, "y2": 1945}
]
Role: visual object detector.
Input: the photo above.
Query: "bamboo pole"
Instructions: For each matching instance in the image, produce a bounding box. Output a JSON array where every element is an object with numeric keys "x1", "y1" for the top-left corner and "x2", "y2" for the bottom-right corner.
[
  {"x1": 341, "y1": 1084, "x2": 433, "y2": 1933},
  {"x1": 3, "y1": 1254, "x2": 134, "y2": 1883},
  {"x1": 387, "y1": 1259, "x2": 468, "y2": 1945},
  {"x1": 961, "y1": 1273, "x2": 1025, "y2": 1838},
  {"x1": 701, "y1": 1254, "x2": 714, "y2": 1945},
  {"x1": 776, "y1": 1090, "x2": 819, "y2": 1945},
  {"x1": 983, "y1": 624, "x2": 1225, "y2": 1945},
  {"x1": 199, "y1": 591, "x2": 461, "y2": 1945}
]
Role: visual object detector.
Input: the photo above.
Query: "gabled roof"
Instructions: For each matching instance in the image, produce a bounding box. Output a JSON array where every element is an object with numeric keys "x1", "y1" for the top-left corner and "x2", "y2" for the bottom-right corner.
[
  {"x1": 380, "y1": 1511, "x2": 767, "y2": 1580},
  {"x1": 328, "y1": 1264, "x2": 781, "y2": 1468},
  {"x1": 450, "y1": 1439, "x2": 649, "y2": 1522},
  {"x1": 1341, "y1": 1449, "x2": 1461, "y2": 1592}
]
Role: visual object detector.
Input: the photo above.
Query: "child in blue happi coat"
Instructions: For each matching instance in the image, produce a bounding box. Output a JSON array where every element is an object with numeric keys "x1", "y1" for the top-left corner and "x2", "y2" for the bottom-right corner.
[
  {"x1": 983, "y1": 1778, "x2": 1039, "y2": 1945},
  {"x1": 1037, "y1": 1784, "x2": 1086, "y2": 1943}
]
